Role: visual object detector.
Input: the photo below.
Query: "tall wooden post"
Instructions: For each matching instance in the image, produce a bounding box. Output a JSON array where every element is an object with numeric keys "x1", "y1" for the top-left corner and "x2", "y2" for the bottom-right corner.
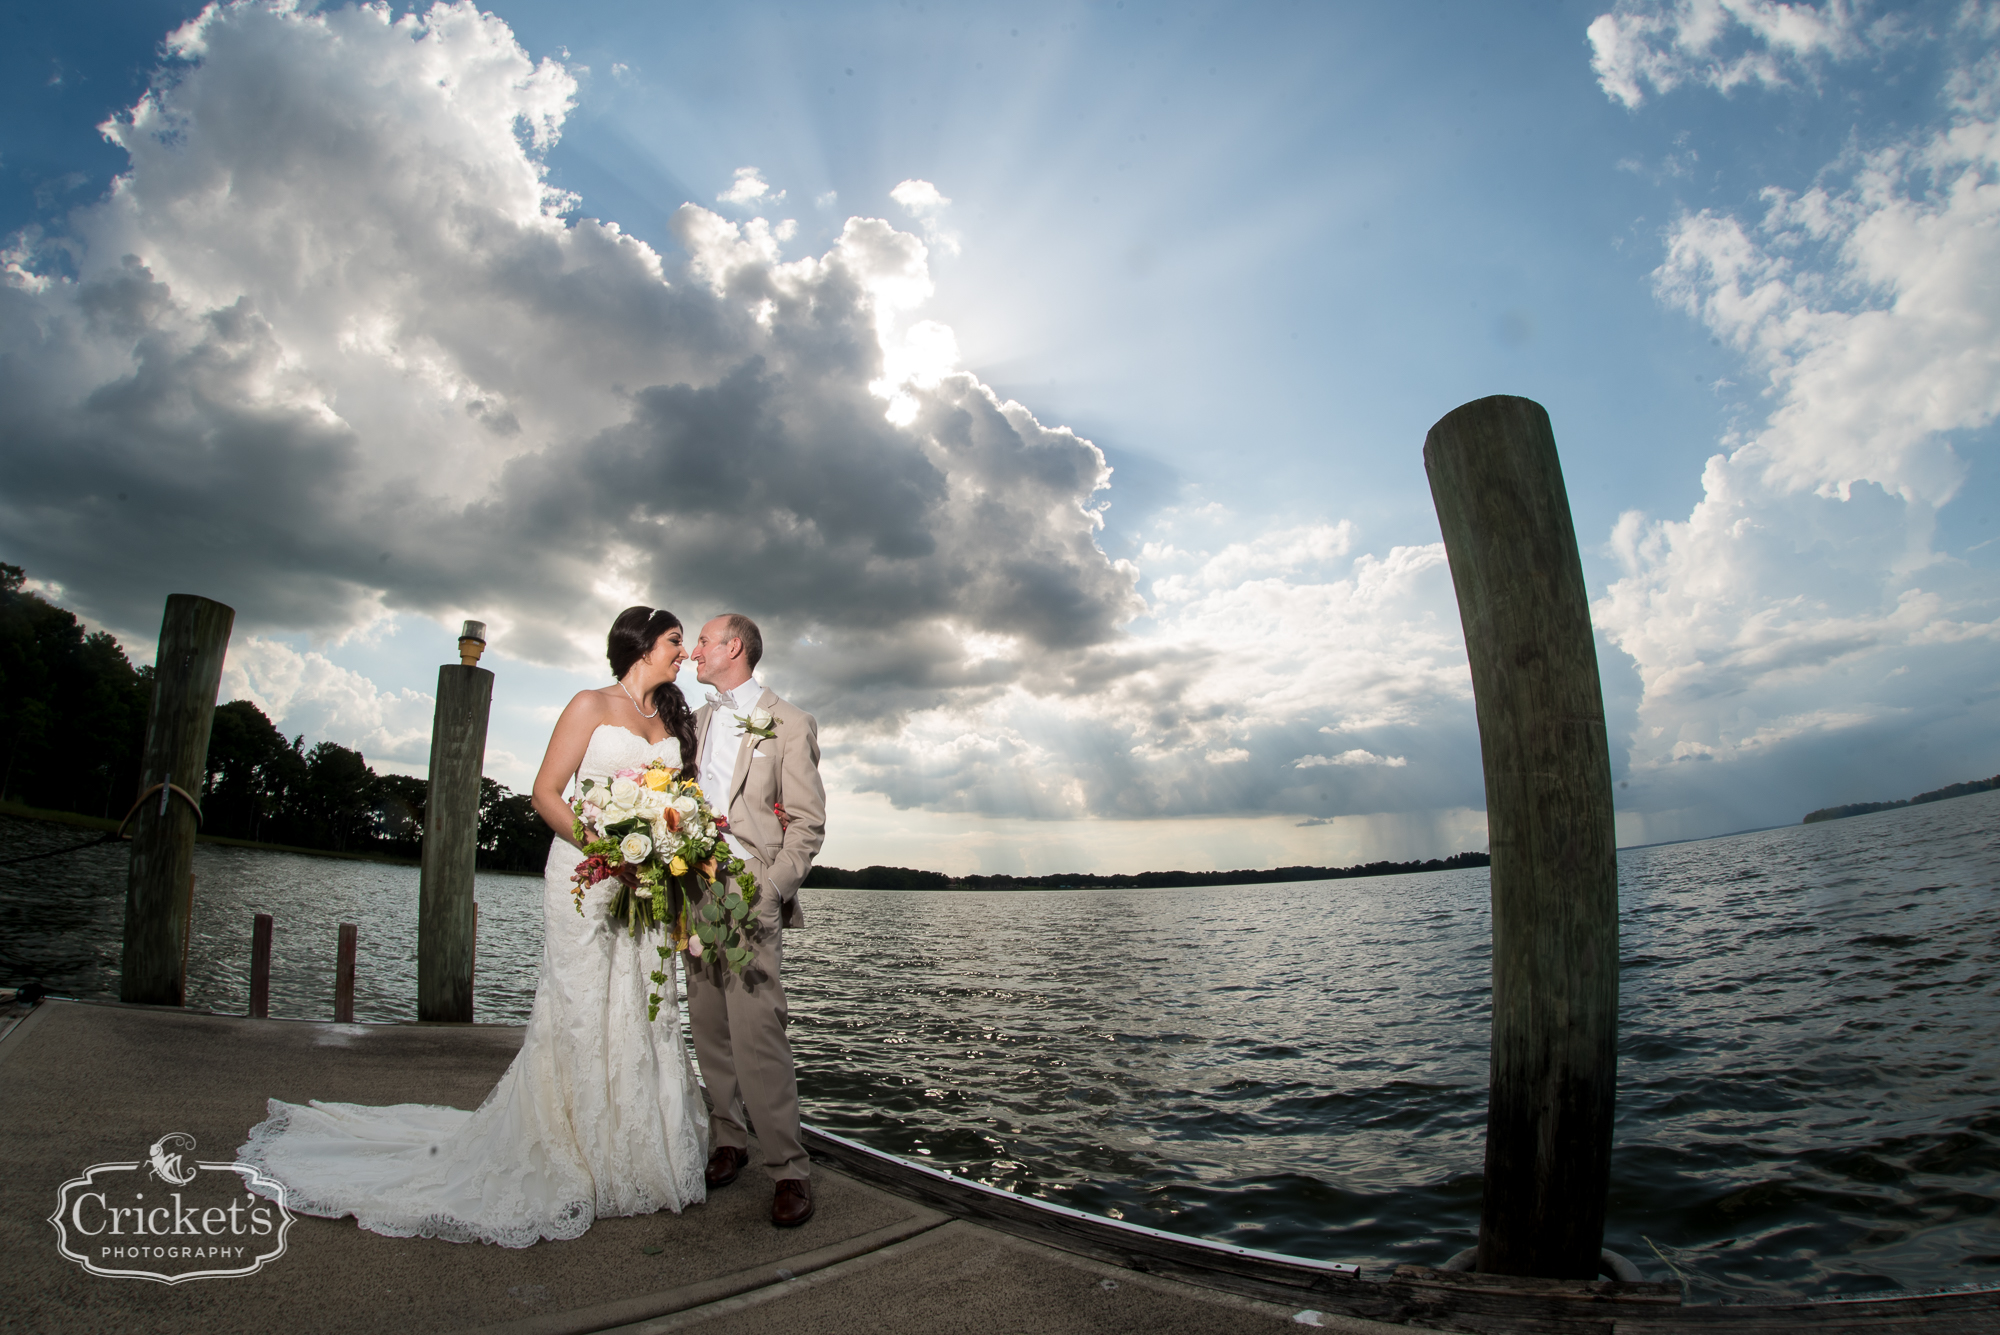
[
  {"x1": 418, "y1": 622, "x2": 491, "y2": 1022},
  {"x1": 121, "y1": 595, "x2": 234, "y2": 1006},
  {"x1": 1424, "y1": 396, "x2": 1619, "y2": 1280}
]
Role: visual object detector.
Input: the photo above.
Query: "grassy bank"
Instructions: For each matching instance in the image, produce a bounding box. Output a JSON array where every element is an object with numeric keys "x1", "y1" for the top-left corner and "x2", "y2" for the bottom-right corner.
[{"x1": 0, "y1": 800, "x2": 540, "y2": 875}]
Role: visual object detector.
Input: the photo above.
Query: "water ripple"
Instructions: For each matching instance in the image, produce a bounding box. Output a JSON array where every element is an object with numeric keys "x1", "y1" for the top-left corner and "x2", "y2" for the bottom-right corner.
[{"x1": 3, "y1": 790, "x2": 1997, "y2": 1299}]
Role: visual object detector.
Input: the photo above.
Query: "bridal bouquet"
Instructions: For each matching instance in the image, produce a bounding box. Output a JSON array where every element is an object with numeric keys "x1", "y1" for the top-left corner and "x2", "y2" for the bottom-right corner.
[{"x1": 569, "y1": 759, "x2": 763, "y2": 1019}]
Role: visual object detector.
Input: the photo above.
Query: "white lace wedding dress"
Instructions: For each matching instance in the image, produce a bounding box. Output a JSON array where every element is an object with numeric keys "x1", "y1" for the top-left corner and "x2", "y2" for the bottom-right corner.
[{"x1": 237, "y1": 726, "x2": 710, "y2": 1247}]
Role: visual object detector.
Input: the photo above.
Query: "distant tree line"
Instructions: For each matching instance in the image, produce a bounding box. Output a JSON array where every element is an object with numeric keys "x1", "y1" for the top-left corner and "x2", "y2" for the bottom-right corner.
[
  {"x1": 0, "y1": 565, "x2": 549, "y2": 872},
  {"x1": 201, "y1": 698, "x2": 550, "y2": 871},
  {"x1": 802, "y1": 851, "x2": 1492, "y2": 892},
  {"x1": 1803, "y1": 773, "x2": 2000, "y2": 825}
]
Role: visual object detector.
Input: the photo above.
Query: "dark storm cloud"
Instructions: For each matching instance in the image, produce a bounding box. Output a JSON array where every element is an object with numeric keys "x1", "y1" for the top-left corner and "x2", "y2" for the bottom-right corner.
[{"x1": 0, "y1": 1, "x2": 1139, "y2": 708}]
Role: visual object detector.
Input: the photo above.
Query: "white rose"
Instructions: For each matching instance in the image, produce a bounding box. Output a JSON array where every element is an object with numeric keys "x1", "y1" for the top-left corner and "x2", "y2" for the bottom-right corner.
[
  {"x1": 580, "y1": 780, "x2": 608, "y2": 808},
  {"x1": 619, "y1": 832, "x2": 652, "y2": 863},
  {"x1": 610, "y1": 777, "x2": 641, "y2": 806},
  {"x1": 634, "y1": 788, "x2": 669, "y2": 819},
  {"x1": 748, "y1": 707, "x2": 774, "y2": 730}
]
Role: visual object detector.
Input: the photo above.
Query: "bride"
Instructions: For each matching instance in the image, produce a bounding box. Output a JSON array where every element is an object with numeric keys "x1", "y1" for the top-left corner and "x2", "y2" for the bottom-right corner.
[{"x1": 237, "y1": 606, "x2": 710, "y2": 1246}]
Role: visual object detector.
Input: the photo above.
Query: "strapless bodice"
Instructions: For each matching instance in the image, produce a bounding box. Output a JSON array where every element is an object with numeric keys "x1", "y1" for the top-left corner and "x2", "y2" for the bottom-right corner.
[{"x1": 578, "y1": 724, "x2": 681, "y2": 784}]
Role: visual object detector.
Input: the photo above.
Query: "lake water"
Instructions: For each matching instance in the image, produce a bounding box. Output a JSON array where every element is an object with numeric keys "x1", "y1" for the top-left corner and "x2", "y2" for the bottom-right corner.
[{"x1": 3, "y1": 791, "x2": 1997, "y2": 1302}]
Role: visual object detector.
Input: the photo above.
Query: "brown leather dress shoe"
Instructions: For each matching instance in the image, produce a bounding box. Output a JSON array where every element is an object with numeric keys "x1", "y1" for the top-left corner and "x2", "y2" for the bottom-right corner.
[
  {"x1": 770, "y1": 1178, "x2": 814, "y2": 1227},
  {"x1": 705, "y1": 1146, "x2": 747, "y2": 1190}
]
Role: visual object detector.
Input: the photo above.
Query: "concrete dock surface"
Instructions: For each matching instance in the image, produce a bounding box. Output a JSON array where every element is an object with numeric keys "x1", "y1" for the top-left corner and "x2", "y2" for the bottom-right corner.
[{"x1": 1, "y1": 999, "x2": 1380, "y2": 1335}]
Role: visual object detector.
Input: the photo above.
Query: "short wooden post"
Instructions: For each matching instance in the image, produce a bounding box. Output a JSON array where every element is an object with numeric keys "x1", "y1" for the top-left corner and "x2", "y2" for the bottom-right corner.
[
  {"x1": 1424, "y1": 396, "x2": 1620, "y2": 1281},
  {"x1": 418, "y1": 623, "x2": 492, "y2": 1023},
  {"x1": 122, "y1": 595, "x2": 235, "y2": 1006},
  {"x1": 334, "y1": 922, "x2": 357, "y2": 1023},
  {"x1": 249, "y1": 912, "x2": 272, "y2": 1019}
]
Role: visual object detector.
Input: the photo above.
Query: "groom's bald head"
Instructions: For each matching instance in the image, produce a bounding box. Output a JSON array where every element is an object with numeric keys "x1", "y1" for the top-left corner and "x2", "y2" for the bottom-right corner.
[
  {"x1": 716, "y1": 613, "x2": 762, "y2": 671},
  {"x1": 693, "y1": 613, "x2": 762, "y2": 690}
]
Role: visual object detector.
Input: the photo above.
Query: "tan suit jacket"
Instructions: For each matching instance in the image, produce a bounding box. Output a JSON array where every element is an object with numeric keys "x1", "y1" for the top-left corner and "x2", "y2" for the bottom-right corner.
[{"x1": 693, "y1": 686, "x2": 825, "y2": 928}]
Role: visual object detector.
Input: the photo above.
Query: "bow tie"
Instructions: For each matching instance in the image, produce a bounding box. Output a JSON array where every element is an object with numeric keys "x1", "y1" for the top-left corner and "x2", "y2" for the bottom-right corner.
[{"x1": 707, "y1": 690, "x2": 742, "y2": 711}]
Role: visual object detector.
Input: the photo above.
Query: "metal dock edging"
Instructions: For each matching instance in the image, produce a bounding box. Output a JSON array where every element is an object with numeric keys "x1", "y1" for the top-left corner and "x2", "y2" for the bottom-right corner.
[
  {"x1": 802, "y1": 1121, "x2": 1360, "y2": 1275},
  {"x1": 798, "y1": 1123, "x2": 2000, "y2": 1331},
  {"x1": 798, "y1": 1121, "x2": 1457, "y2": 1322}
]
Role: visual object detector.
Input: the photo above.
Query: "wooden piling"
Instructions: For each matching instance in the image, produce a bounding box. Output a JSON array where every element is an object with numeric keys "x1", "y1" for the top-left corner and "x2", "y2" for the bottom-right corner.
[
  {"x1": 121, "y1": 595, "x2": 234, "y2": 1006},
  {"x1": 1423, "y1": 395, "x2": 1620, "y2": 1281},
  {"x1": 418, "y1": 627, "x2": 492, "y2": 1023},
  {"x1": 249, "y1": 912, "x2": 272, "y2": 1019},
  {"x1": 334, "y1": 922, "x2": 357, "y2": 1023}
]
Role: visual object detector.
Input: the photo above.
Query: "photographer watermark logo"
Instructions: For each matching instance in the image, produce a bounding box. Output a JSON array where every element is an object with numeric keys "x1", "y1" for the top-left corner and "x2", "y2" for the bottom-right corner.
[{"x1": 48, "y1": 1132, "x2": 296, "y2": 1283}]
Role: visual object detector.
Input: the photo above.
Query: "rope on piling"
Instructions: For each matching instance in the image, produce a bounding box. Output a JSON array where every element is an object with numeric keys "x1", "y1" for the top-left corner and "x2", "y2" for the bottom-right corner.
[
  {"x1": 116, "y1": 782, "x2": 204, "y2": 837},
  {"x1": 0, "y1": 782, "x2": 203, "y2": 867}
]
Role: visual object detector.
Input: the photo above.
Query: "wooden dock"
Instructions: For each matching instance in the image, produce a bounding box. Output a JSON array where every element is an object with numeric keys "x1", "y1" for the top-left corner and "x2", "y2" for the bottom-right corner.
[{"x1": 4, "y1": 997, "x2": 1995, "y2": 1334}]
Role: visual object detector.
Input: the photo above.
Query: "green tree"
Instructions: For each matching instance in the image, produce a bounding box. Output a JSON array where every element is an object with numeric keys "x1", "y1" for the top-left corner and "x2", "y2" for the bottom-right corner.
[
  {"x1": 371, "y1": 772, "x2": 428, "y2": 858},
  {"x1": 203, "y1": 699, "x2": 297, "y2": 841},
  {"x1": 0, "y1": 564, "x2": 151, "y2": 816},
  {"x1": 478, "y1": 776, "x2": 549, "y2": 873},
  {"x1": 4, "y1": 568, "x2": 550, "y2": 867},
  {"x1": 298, "y1": 740, "x2": 376, "y2": 852}
]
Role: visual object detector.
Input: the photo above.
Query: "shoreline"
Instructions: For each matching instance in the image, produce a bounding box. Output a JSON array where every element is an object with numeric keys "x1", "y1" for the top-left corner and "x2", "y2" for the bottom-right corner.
[{"x1": 0, "y1": 801, "x2": 544, "y2": 876}]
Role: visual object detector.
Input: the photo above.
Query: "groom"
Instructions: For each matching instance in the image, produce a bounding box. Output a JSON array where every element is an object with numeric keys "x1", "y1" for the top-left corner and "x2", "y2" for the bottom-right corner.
[{"x1": 687, "y1": 613, "x2": 826, "y2": 1227}]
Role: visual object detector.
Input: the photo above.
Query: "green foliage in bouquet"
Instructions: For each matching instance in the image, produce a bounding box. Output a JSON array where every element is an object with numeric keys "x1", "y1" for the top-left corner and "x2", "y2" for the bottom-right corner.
[{"x1": 680, "y1": 851, "x2": 762, "y2": 986}]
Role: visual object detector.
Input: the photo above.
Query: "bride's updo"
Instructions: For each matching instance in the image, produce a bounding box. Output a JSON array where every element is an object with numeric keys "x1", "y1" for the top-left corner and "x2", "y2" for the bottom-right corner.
[{"x1": 607, "y1": 606, "x2": 699, "y2": 778}]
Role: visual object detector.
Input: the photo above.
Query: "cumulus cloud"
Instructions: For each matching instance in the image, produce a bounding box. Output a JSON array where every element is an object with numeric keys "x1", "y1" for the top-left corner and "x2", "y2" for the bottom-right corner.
[
  {"x1": 0, "y1": 2, "x2": 1136, "y2": 708},
  {"x1": 717, "y1": 165, "x2": 784, "y2": 207},
  {"x1": 220, "y1": 636, "x2": 436, "y2": 769},
  {"x1": 1294, "y1": 750, "x2": 1409, "y2": 769},
  {"x1": 834, "y1": 512, "x2": 1483, "y2": 822},
  {"x1": 1593, "y1": 20, "x2": 2000, "y2": 837},
  {"x1": 889, "y1": 179, "x2": 950, "y2": 214},
  {"x1": 1587, "y1": 0, "x2": 1884, "y2": 108},
  {"x1": 0, "y1": 0, "x2": 1497, "y2": 838},
  {"x1": 889, "y1": 177, "x2": 959, "y2": 255}
]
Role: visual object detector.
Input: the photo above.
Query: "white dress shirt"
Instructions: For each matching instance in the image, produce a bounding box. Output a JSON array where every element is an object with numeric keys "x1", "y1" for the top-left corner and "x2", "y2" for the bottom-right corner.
[{"x1": 700, "y1": 678, "x2": 760, "y2": 861}]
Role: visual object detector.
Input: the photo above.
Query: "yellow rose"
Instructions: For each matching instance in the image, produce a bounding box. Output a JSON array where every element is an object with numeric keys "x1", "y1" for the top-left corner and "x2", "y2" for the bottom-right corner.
[
  {"x1": 643, "y1": 768, "x2": 673, "y2": 791},
  {"x1": 669, "y1": 855, "x2": 688, "y2": 876}
]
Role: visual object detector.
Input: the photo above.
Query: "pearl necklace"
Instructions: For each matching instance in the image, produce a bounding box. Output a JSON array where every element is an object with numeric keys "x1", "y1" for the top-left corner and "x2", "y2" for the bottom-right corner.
[{"x1": 618, "y1": 677, "x2": 659, "y2": 718}]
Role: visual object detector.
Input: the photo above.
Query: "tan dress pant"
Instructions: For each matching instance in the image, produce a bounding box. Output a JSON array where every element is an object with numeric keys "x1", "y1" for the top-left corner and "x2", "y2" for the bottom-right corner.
[{"x1": 685, "y1": 858, "x2": 808, "y2": 1181}]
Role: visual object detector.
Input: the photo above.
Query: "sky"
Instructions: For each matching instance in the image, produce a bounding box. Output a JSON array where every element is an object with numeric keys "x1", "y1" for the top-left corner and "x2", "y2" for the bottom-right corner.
[{"x1": 2, "y1": 0, "x2": 1996, "y2": 875}]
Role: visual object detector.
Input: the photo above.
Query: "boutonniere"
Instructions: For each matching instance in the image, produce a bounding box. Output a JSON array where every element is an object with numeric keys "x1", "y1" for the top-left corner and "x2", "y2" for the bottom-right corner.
[{"x1": 736, "y1": 707, "x2": 778, "y2": 741}]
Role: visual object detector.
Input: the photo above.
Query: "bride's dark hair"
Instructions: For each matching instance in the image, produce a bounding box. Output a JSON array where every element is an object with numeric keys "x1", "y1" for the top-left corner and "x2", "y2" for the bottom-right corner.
[{"x1": 607, "y1": 606, "x2": 698, "y2": 779}]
